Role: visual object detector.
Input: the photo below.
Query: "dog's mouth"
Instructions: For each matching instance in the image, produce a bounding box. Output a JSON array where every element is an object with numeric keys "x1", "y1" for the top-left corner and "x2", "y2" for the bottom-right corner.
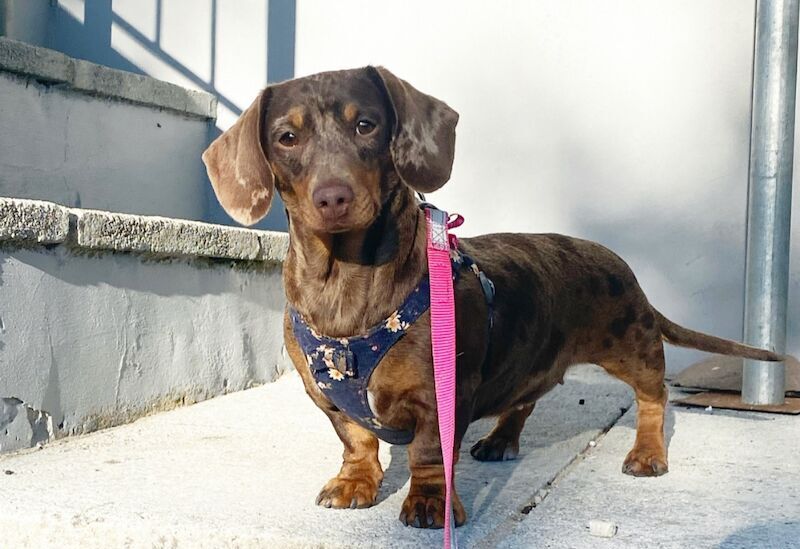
[
  {"x1": 316, "y1": 199, "x2": 380, "y2": 235},
  {"x1": 322, "y1": 223, "x2": 354, "y2": 234}
]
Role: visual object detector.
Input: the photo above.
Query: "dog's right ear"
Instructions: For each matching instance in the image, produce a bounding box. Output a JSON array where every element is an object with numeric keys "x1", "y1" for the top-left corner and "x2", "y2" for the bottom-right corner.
[{"x1": 202, "y1": 89, "x2": 274, "y2": 226}]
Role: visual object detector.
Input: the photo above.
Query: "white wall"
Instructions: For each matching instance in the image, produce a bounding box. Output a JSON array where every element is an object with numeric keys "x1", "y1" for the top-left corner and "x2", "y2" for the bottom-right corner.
[
  {"x1": 295, "y1": 0, "x2": 799, "y2": 371},
  {"x1": 52, "y1": 0, "x2": 270, "y2": 129},
  {"x1": 110, "y1": 0, "x2": 267, "y2": 129}
]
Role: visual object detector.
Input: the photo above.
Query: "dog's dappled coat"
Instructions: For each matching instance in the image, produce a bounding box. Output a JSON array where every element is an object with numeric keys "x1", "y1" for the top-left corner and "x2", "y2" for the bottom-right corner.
[{"x1": 202, "y1": 66, "x2": 781, "y2": 530}]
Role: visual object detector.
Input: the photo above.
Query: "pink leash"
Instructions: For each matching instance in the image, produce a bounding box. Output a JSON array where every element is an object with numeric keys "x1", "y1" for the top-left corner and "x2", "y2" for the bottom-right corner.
[{"x1": 426, "y1": 208, "x2": 464, "y2": 549}]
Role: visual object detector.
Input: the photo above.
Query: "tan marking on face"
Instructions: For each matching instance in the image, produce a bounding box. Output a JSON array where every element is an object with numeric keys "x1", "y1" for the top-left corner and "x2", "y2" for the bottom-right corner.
[
  {"x1": 287, "y1": 106, "x2": 305, "y2": 129},
  {"x1": 343, "y1": 103, "x2": 358, "y2": 123}
]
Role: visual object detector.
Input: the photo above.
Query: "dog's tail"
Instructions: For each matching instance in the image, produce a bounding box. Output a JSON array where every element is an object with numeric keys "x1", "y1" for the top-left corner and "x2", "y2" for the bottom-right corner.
[{"x1": 654, "y1": 309, "x2": 782, "y2": 361}]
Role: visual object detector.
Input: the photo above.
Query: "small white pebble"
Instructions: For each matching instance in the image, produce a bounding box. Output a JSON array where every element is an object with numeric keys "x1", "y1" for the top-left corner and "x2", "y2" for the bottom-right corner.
[
  {"x1": 705, "y1": 405, "x2": 713, "y2": 413},
  {"x1": 589, "y1": 519, "x2": 618, "y2": 538},
  {"x1": 588, "y1": 440, "x2": 597, "y2": 447}
]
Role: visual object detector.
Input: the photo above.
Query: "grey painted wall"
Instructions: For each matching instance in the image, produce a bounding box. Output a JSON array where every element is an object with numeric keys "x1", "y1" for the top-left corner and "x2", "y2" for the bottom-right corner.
[
  {"x1": 0, "y1": 0, "x2": 50, "y2": 46},
  {"x1": 294, "y1": 0, "x2": 798, "y2": 372},
  {"x1": 0, "y1": 71, "x2": 211, "y2": 219},
  {"x1": 0, "y1": 246, "x2": 288, "y2": 452}
]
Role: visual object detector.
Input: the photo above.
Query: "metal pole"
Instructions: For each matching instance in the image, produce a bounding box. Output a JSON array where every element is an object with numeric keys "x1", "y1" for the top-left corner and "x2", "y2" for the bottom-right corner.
[{"x1": 742, "y1": 0, "x2": 797, "y2": 405}]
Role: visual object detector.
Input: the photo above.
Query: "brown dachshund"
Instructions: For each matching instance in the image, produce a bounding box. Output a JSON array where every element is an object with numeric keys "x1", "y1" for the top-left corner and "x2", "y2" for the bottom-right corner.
[{"x1": 202, "y1": 67, "x2": 780, "y2": 529}]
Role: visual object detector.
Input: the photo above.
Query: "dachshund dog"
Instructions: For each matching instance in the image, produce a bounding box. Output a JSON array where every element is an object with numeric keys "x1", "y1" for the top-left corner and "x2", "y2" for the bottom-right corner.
[{"x1": 202, "y1": 67, "x2": 779, "y2": 529}]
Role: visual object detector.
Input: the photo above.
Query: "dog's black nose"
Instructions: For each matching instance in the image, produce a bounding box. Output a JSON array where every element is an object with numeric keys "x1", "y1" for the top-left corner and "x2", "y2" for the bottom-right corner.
[{"x1": 313, "y1": 183, "x2": 355, "y2": 220}]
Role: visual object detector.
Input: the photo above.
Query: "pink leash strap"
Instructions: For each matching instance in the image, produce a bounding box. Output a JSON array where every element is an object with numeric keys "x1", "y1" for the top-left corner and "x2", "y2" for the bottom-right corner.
[{"x1": 426, "y1": 208, "x2": 460, "y2": 549}]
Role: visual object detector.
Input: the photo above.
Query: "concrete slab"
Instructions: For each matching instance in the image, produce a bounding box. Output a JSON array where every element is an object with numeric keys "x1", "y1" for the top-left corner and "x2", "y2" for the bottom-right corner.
[
  {"x1": 74, "y1": 208, "x2": 287, "y2": 263},
  {"x1": 493, "y1": 391, "x2": 800, "y2": 549},
  {"x1": 0, "y1": 198, "x2": 70, "y2": 244},
  {"x1": 0, "y1": 35, "x2": 73, "y2": 84},
  {"x1": 0, "y1": 197, "x2": 289, "y2": 262},
  {"x1": 0, "y1": 37, "x2": 217, "y2": 119},
  {"x1": 0, "y1": 365, "x2": 631, "y2": 548}
]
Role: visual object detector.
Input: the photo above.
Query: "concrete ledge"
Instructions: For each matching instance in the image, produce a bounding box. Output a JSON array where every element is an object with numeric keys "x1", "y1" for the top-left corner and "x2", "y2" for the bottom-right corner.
[
  {"x1": 0, "y1": 37, "x2": 217, "y2": 119},
  {"x1": 0, "y1": 197, "x2": 289, "y2": 262},
  {"x1": 0, "y1": 198, "x2": 70, "y2": 243}
]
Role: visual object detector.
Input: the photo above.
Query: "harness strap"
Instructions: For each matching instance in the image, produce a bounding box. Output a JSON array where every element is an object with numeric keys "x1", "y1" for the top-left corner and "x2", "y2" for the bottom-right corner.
[
  {"x1": 425, "y1": 207, "x2": 459, "y2": 549},
  {"x1": 455, "y1": 252, "x2": 495, "y2": 379}
]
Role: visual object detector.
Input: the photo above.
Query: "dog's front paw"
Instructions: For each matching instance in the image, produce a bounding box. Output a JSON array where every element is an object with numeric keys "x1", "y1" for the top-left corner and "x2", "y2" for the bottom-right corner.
[
  {"x1": 470, "y1": 435, "x2": 520, "y2": 461},
  {"x1": 315, "y1": 476, "x2": 380, "y2": 509},
  {"x1": 622, "y1": 448, "x2": 668, "y2": 477},
  {"x1": 399, "y1": 493, "x2": 466, "y2": 529}
]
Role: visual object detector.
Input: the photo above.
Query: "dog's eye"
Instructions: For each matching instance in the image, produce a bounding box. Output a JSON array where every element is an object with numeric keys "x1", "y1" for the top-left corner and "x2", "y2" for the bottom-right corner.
[
  {"x1": 356, "y1": 120, "x2": 376, "y2": 136},
  {"x1": 278, "y1": 131, "x2": 298, "y2": 147}
]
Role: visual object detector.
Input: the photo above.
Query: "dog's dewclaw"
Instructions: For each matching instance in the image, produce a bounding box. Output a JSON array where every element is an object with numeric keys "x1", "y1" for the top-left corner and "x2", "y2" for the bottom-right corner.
[{"x1": 588, "y1": 519, "x2": 618, "y2": 538}]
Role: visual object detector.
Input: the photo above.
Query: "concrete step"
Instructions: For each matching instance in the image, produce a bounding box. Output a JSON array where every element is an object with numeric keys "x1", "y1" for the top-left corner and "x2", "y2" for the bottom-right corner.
[
  {"x1": 0, "y1": 197, "x2": 289, "y2": 455},
  {"x1": 0, "y1": 365, "x2": 632, "y2": 548},
  {"x1": 0, "y1": 37, "x2": 217, "y2": 221}
]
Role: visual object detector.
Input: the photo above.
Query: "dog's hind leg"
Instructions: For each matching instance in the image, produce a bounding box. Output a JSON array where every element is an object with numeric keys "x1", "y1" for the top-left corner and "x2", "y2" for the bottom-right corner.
[
  {"x1": 600, "y1": 341, "x2": 668, "y2": 477},
  {"x1": 469, "y1": 403, "x2": 534, "y2": 461}
]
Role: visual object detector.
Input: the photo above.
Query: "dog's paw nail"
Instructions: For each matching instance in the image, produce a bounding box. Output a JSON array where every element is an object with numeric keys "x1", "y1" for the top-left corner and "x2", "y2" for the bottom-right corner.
[
  {"x1": 412, "y1": 516, "x2": 421, "y2": 528},
  {"x1": 651, "y1": 460, "x2": 668, "y2": 475},
  {"x1": 349, "y1": 498, "x2": 358, "y2": 509}
]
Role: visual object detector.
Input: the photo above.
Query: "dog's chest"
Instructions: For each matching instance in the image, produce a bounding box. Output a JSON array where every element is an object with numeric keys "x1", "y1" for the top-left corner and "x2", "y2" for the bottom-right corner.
[{"x1": 288, "y1": 282, "x2": 432, "y2": 445}]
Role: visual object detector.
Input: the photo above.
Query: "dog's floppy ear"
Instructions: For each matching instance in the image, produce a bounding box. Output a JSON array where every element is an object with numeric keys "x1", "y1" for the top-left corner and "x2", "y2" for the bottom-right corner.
[
  {"x1": 202, "y1": 89, "x2": 274, "y2": 226},
  {"x1": 368, "y1": 66, "x2": 459, "y2": 193}
]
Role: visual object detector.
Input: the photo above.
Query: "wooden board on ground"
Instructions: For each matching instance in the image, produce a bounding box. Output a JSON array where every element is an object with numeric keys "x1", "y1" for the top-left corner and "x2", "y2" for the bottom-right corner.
[
  {"x1": 671, "y1": 355, "x2": 799, "y2": 395},
  {"x1": 673, "y1": 391, "x2": 800, "y2": 415}
]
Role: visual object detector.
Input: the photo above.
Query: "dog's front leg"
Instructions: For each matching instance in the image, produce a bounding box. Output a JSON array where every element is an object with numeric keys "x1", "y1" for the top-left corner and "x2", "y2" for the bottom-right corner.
[
  {"x1": 399, "y1": 415, "x2": 467, "y2": 529},
  {"x1": 316, "y1": 409, "x2": 384, "y2": 509},
  {"x1": 283, "y1": 319, "x2": 383, "y2": 509}
]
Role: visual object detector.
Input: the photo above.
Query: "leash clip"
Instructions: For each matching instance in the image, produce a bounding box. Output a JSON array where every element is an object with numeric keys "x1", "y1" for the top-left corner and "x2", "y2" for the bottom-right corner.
[{"x1": 427, "y1": 208, "x2": 450, "y2": 251}]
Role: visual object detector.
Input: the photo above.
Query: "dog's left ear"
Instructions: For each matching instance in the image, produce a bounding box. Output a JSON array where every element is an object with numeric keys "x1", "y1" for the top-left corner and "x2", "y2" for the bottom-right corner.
[{"x1": 367, "y1": 66, "x2": 459, "y2": 193}]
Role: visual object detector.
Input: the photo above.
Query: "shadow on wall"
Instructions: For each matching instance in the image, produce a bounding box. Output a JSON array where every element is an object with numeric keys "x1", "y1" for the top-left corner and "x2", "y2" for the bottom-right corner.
[{"x1": 46, "y1": 0, "x2": 294, "y2": 231}]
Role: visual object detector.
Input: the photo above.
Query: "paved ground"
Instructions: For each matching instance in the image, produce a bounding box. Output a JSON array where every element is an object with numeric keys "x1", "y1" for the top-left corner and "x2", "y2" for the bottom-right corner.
[
  {"x1": 493, "y1": 395, "x2": 800, "y2": 549},
  {"x1": 0, "y1": 365, "x2": 797, "y2": 548}
]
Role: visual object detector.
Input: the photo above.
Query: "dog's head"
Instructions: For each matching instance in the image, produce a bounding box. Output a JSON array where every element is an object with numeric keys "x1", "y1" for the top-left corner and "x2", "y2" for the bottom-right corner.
[{"x1": 202, "y1": 67, "x2": 458, "y2": 233}]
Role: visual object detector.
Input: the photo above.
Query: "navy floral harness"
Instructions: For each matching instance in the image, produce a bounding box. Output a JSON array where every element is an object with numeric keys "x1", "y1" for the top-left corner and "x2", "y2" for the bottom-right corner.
[{"x1": 290, "y1": 209, "x2": 495, "y2": 445}]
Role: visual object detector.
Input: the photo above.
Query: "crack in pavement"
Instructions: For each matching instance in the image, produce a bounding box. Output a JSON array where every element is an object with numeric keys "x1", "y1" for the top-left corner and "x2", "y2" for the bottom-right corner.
[{"x1": 476, "y1": 402, "x2": 631, "y2": 548}]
